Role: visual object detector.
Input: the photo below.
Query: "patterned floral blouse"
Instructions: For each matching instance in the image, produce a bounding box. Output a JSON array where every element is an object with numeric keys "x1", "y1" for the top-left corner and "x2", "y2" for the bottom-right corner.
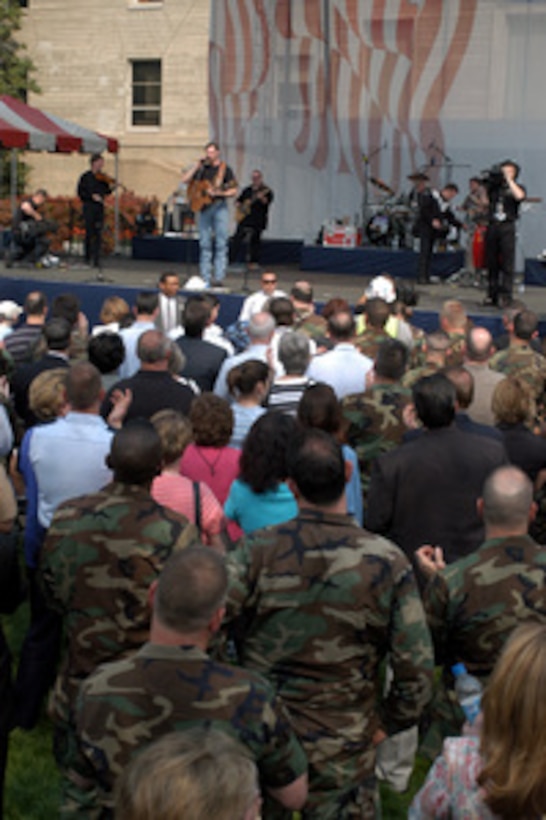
[{"x1": 409, "y1": 737, "x2": 497, "y2": 819}]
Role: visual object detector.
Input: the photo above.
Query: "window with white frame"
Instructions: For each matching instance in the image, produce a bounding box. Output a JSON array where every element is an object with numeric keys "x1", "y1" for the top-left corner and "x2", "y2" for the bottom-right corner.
[{"x1": 131, "y1": 59, "x2": 161, "y2": 126}]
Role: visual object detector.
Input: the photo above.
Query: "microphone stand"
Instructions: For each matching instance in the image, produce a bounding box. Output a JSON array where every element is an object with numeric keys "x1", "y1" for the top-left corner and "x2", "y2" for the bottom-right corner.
[
  {"x1": 425, "y1": 143, "x2": 471, "y2": 186},
  {"x1": 361, "y1": 143, "x2": 388, "y2": 245}
]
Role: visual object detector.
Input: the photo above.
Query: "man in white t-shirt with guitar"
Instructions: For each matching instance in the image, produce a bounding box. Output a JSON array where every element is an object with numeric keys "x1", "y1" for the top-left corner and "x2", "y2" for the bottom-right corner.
[{"x1": 182, "y1": 142, "x2": 238, "y2": 288}]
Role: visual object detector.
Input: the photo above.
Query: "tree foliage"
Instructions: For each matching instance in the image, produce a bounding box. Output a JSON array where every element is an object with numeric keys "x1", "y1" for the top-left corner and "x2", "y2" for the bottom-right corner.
[
  {"x1": 0, "y1": 2, "x2": 39, "y2": 196},
  {"x1": 0, "y1": 0, "x2": 39, "y2": 98}
]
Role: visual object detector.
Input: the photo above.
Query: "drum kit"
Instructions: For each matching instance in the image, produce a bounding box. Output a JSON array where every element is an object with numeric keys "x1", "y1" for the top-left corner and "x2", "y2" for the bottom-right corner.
[{"x1": 365, "y1": 176, "x2": 416, "y2": 248}]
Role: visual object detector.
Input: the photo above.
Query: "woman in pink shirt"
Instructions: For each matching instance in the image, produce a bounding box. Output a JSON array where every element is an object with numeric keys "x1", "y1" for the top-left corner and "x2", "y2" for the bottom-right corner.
[{"x1": 179, "y1": 395, "x2": 242, "y2": 542}]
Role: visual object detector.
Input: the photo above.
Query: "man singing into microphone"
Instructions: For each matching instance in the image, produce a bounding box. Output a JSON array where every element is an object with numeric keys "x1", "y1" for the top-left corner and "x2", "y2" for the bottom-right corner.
[{"x1": 182, "y1": 142, "x2": 238, "y2": 288}]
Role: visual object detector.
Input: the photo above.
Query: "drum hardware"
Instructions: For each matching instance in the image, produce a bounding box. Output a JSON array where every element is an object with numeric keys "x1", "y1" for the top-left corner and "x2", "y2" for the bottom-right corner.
[
  {"x1": 447, "y1": 268, "x2": 488, "y2": 289},
  {"x1": 370, "y1": 176, "x2": 395, "y2": 196},
  {"x1": 366, "y1": 212, "x2": 392, "y2": 245},
  {"x1": 361, "y1": 142, "x2": 389, "y2": 243},
  {"x1": 446, "y1": 224, "x2": 487, "y2": 288},
  {"x1": 390, "y1": 206, "x2": 411, "y2": 218},
  {"x1": 365, "y1": 200, "x2": 415, "y2": 249}
]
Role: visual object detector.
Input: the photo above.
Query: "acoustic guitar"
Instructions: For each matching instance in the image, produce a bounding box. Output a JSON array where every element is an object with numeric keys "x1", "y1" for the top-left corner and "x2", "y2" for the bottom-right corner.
[{"x1": 187, "y1": 162, "x2": 227, "y2": 213}]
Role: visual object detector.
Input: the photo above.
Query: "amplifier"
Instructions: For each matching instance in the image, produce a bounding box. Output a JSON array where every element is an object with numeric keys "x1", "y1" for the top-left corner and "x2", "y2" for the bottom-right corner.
[{"x1": 322, "y1": 223, "x2": 360, "y2": 248}]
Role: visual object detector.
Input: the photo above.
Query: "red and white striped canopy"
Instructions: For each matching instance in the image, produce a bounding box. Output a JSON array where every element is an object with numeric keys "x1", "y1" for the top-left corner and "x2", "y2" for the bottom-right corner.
[{"x1": 0, "y1": 95, "x2": 118, "y2": 153}]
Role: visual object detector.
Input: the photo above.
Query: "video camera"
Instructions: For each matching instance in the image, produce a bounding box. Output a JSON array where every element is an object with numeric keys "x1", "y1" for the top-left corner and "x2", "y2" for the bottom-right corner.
[{"x1": 479, "y1": 164, "x2": 505, "y2": 190}]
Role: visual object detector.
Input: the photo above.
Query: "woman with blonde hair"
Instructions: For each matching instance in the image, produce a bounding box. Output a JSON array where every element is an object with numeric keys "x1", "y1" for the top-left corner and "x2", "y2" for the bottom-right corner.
[
  {"x1": 92, "y1": 295, "x2": 131, "y2": 336},
  {"x1": 115, "y1": 728, "x2": 261, "y2": 820},
  {"x1": 492, "y1": 376, "x2": 546, "y2": 485},
  {"x1": 410, "y1": 622, "x2": 546, "y2": 818}
]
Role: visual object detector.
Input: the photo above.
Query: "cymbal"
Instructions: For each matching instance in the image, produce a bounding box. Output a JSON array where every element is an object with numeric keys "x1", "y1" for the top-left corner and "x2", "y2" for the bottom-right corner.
[
  {"x1": 526, "y1": 196, "x2": 543, "y2": 203},
  {"x1": 370, "y1": 176, "x2": 395, "y2": 196},
  {"x1": 407, "y1": 171, "x2": 429, "y2": 183}
]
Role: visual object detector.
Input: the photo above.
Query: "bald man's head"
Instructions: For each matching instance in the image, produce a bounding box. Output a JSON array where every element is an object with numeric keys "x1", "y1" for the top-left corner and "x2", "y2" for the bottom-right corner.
[
  {"x1": 466, "y1": 327, "x2": 494, "y2": 363},
  {"x1": 481, "y1": 466, "x2": 534, "y2": 533}
]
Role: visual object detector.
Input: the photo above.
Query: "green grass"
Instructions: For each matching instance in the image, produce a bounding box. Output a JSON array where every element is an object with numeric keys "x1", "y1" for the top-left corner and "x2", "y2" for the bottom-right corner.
[
  {"x1": 2, "y1": 599, "x2": 429, "y2": 819},
  {"x1": 4, "y1": 600, "x2": 60, "y2": 820},
  {"x1": 6, "y1": 725, "x2": 60, "y2": 820}
]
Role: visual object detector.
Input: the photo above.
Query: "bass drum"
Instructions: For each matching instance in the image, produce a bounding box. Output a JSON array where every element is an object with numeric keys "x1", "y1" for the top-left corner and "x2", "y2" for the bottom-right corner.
[{"x1": 366, "y1": 212, "x2": 392, "y2": 246}]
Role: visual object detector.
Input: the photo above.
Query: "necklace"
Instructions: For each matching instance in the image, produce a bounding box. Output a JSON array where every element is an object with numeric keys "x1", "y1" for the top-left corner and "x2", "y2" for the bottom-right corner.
[{"x1": 194, "y1": 446, "x2": 223, "y2": 476}]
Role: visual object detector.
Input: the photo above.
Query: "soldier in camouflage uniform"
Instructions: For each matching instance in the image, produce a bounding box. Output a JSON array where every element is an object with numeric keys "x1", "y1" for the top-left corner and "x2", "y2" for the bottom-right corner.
[
  {"x1": 225, "y1": 428, "x2": 434, "y2": 819},
  {"x1": 290, "y1": 281, "x2": 328, "y2": 346},
  {"x1": 402, "y1": 330, "x2": 451, "y2": 389},
  {"x1": 416, "y1": 465, "x2": 546, "y2": 758},
  {"x1": 352, "y1": 298, "x2": 391, "y2": 361},
  {"x1": 70, "y1": 547, "x2": 307, "y2": 818},
  {"x1": 439, "y1": 299, "x2": 468, "y2": 367},
  {"x1": 489, "y1": 309, "x2": 546, "y2": 417},
  {"x1": 40, "y1": 421, "x2": 199, "y2": 797},
  {"x1": 342, "y1": 339, "x2": 412, "y2": 512}
]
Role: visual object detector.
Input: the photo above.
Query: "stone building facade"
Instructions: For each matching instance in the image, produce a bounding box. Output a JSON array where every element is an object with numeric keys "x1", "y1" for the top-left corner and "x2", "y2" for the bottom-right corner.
[{"x1": 20, "y1": 0, "x2": 211, "y2": 205}]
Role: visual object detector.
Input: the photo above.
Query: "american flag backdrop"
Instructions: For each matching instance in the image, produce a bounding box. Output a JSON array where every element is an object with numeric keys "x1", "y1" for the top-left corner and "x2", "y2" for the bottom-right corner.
[{"x1": 209, "y1": 0, "x2": 479, "y2": 240}]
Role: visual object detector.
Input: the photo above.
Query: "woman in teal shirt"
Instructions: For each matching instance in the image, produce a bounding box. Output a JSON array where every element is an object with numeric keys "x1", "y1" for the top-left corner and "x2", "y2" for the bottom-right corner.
[{"x1": 224, "y1": 413, "x2": 298, "y2": 534}]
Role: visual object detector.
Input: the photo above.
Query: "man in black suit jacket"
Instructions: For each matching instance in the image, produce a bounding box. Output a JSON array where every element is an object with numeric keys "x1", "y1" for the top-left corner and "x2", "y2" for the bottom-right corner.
[
  {"x1": 175, "y1": 296, "x2": 226, "y2": 392},
  {"x1": 12, "y1": 318, "x2": 71, "y2": 429},
  {"x1": 101, "y1": 330, "x2": 194, "y2": 424},
  {"x1": 367, "y1": 373, "x2": 508, "y2": 565}
]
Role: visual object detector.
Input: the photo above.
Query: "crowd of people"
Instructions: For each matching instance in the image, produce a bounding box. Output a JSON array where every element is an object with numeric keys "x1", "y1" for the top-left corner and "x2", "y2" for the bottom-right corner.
[{"x1": 0, "y1": 270, "x2": 545, "y2": 819}]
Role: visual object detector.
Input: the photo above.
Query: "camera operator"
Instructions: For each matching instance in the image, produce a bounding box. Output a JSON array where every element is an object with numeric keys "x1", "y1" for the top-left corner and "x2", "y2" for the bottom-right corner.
[{"x1": 482, "y1": 160, "x2": 526, "y2": 307}]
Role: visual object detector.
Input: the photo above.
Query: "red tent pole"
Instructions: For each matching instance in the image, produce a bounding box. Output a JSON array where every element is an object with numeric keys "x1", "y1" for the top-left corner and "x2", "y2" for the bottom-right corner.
[
  {"x1": 10, "y1": 149, "x2": 17, "y2": 217},
  {"x1": 114, "y1": 152, "x2": 120, "y2": 255}
]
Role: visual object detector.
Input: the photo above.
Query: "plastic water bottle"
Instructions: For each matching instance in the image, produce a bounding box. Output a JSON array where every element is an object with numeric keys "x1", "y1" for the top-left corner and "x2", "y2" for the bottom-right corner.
[{"x1": 451, "y1": 663, "x2": 482, "y2": 725}]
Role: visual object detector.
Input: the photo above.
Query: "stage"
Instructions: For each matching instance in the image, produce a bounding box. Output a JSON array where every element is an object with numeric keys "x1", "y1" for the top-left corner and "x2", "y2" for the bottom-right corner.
[
  {"x1": 3, "y1": 254, "x2": 546, "y2": 340},
  {"x1": 133, "y1": 236, "x2": 304, "y2": 267},
  {"x1": 299, "y1": 245, "x2": 465, "y2": 278},
  {"x1": 133, "y1": 235, "x2": 465, "y2": 279},
  {"x1": 524, "y1": 258, "x2": 546, "y2": 286}
]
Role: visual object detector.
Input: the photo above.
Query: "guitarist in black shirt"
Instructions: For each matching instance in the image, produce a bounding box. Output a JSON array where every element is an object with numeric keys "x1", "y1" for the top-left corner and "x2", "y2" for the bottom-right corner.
[{"x1": 230, "y1": 169, "x2": 274, "y2": 268}]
